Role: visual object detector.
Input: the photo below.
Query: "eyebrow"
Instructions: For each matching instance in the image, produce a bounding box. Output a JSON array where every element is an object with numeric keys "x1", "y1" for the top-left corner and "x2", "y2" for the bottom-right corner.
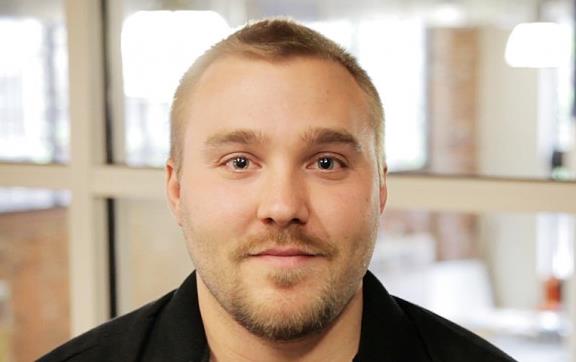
[
  {"x1": 204, "y1": 127, "x2": 362, "y2": 151},
  {"x1": 301, "y1": 127, "x2": 362, "y2": 151},
  {"x1": 205, "y1": 129, "x2": 265, "y2": 147}
]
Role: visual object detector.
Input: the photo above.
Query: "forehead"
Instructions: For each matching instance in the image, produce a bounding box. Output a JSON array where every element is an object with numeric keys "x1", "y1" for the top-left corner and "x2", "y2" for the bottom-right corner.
[{"x1": 182, "y1": 55, "x2": 373, "y2": 146}]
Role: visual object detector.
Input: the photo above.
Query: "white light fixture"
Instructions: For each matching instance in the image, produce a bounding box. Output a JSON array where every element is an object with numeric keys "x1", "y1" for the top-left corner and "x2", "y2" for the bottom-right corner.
[
  {"x1": 505, "y1": 22, "x2": 569, "y2": 68},
  {"x1": 429, "y1": 2, "x2": 466, "y2": 26}
]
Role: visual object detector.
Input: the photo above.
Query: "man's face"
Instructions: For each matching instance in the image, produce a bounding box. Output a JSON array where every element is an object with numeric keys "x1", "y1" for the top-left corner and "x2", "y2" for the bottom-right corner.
[{"x1": 167, "y1": 55, "x2": 387, "y2": 340}]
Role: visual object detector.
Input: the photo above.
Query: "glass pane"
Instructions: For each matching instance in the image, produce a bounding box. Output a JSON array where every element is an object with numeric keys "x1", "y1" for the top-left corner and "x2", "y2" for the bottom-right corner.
[
  {"x1": 0, "y1": 188, "x2": 70, "y2": 362},
  {"x1": 115, "y1": 199, "x2": 191, "y2": 313},
  {"x1": 113, "y1": 0, "x2": 575, "y2": 181},
  {"x1": 374, "y1": 209, "x2": 574, "y2": 361},
  {"x1": 0, "y1": 0, "x2": 69, "y2": 164}
]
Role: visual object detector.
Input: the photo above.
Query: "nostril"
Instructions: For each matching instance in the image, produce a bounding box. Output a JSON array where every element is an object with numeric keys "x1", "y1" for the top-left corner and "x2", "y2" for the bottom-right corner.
[
  {"x1": 261, "y1": 217, "x2": 304, "y2": 226},
  {"x1": 263, "y1": 217, "x2": 275, "y2": 225},
  {"x1": 290, "y1": 217, "x2": 304, "y2": 225},
  {"x1": 256, "y1": 182, "x2": 309, "y2": 226}
]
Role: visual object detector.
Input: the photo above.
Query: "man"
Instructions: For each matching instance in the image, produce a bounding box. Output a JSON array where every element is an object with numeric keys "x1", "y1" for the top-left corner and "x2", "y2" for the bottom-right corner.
[{"x1": 40, "y1": 18, "x2": 515, "y2": 361}]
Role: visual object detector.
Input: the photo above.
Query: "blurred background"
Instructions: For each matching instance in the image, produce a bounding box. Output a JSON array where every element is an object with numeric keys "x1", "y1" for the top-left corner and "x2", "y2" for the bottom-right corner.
[{"x1": 1, "y1": 0, "x2": 576, "y2": 360}]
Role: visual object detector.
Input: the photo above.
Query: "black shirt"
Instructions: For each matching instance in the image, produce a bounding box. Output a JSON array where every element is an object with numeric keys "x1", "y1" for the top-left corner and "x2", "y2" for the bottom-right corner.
[{"x1": 38, "y1": 271, "x2": 516, "y2": 361}]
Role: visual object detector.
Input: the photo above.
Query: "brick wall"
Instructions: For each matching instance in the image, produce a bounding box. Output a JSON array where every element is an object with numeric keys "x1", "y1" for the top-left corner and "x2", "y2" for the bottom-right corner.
[
  {"x1": 0, "y1": 208, "x2": 69, "y2": 362},
  {"x1": 426, "y1": 27, "x2": 480, "y2": 260}
]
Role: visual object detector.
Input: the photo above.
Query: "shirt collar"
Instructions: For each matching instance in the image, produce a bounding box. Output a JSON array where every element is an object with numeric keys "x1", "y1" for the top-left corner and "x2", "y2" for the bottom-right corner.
[
  {"x1": 354, "y1": 271, "x2": 430, "y2": 361},
  {"x1": 140, "y1": 272, "x2": 208, "y2": 361}
]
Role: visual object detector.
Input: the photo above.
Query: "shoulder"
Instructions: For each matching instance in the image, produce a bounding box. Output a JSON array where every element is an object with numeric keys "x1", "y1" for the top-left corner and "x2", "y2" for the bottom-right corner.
[
  {"x1": 394, "y1": 297, "x2": 517, "y2": 362},
  {"x1": 37, "y1": 291, "x2": 175, "y2": 362}
]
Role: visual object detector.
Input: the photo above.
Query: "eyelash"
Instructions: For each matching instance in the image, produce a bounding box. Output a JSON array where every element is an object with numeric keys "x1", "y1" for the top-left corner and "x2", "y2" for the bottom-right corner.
[
  {"x1": 311, "y1": 155, "x2": 348, "y2": 171},
  {"x1": 223, "y1": 155, "x2": 255, "y2": 171},
  {"x1": 219, "y1": 154, "x2": 348, "y2": 172}
]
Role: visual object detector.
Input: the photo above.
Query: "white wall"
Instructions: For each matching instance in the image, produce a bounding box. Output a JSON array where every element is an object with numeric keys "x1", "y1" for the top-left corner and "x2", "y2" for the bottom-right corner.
[
  {"x1": 477, "y1": 26, "x2": 544, "y2": 179},
  {"x1": 477, "y1": 27, "x2": 542, "y2": 308}
]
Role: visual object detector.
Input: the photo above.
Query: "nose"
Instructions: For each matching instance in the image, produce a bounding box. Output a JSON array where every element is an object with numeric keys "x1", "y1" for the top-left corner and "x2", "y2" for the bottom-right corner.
[{"x1": 256, "y1": 169, "x2": 310, "y2": 227}]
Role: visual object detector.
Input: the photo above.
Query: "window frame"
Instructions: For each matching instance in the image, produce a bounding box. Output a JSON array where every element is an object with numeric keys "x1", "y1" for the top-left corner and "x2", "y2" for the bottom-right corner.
[{"x1": 0, "y1": 0, "x2": 574, "y2": 359}]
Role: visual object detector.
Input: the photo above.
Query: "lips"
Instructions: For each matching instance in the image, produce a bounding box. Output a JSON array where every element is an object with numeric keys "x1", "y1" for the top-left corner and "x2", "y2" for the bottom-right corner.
[
  {"x1": 247, "y1": 247, "x2": 321, "y2": 268},
  {"x1": 232, "y1": 229, "x2": 337, "y2": 263},
  {"x1": 256, "y1": 248, "x2": 316, "y2": 257}
]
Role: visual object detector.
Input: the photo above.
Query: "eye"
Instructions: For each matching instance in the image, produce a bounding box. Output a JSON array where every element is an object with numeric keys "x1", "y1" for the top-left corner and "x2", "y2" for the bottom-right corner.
[
  {"x1": 312, "y1": 155, "x2": 347, "y2": 171},
  {"x1": 226, "y1": 156, "x2": 251, "y2": 170},
  {"x1": 317, "y1": 157, "x2": 335, "y2": 170}
]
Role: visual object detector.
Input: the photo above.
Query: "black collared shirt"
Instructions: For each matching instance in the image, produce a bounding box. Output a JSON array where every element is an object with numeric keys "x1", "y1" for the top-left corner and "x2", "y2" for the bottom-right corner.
[{"x1": 39, "y1": 271, "x2": 516, "y2": 361}]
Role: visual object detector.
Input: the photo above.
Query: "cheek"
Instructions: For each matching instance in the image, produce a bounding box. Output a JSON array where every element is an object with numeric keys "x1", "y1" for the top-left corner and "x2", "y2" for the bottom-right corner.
[
  {"x1": 316, "y1": 187, "x2": 378, "y2": 277},
  {"x1": 315, "y1": 180, "x2": 378, "y2": 222},
  {"x1": 180, "y1": 173, "x2": 256, "y2": 235}
]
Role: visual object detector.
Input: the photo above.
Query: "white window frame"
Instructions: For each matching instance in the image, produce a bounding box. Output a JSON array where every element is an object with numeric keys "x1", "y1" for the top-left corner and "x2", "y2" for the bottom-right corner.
[{"x1": 0, "y1": 0, "x2": 575, "y2": 360}]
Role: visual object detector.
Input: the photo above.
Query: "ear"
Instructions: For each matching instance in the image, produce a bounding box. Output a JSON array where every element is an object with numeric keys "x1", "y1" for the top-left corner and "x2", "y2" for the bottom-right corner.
[
  {"x1": 379, "y1": 165, "x2": 388, "y2": 214},
  {"x1": 166, "y1": 159, "x2": 182, "y2": 226}
]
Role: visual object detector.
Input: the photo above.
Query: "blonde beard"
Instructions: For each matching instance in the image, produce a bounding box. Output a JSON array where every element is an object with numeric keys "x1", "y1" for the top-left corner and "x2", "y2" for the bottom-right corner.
[
  {"x1": 211, "y1": 266, "x2": 357, "y2": 341},
  {"x1": 180, "y1": 205, "x2": 376, "y2": 341}
]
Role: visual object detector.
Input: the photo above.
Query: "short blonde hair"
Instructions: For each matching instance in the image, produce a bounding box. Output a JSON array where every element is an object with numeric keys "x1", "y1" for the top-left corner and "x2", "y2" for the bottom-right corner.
[{"x1": 170, "y1": 18, "x2": 385, "y2": 178}]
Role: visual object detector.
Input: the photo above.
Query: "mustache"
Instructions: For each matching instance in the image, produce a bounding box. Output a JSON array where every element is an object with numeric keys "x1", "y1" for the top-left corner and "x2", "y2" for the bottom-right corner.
[{"x1": 231, "y1": 227, "x2": 338, "y2": 262}]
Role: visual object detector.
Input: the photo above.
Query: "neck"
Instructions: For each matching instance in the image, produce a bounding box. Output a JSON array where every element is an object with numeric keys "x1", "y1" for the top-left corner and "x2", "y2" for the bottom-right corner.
[{"x1": 197, "y1": 277, "x2": 363, "y2": 362}]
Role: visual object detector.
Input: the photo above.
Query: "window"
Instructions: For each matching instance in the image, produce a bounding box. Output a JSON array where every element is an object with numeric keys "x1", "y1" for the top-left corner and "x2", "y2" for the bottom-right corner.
[
  {"x1": 1, "y1": 1, "x2": 575, "y2": 361},
  {"x1": 0, "y1": 17, "x2": 69, "y2": 163}
]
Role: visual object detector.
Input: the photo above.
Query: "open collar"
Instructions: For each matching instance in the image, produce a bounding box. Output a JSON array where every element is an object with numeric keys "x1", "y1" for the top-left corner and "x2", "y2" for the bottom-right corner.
[{"x1": 354, "y1": 271, "x2": 431, "y2": 361}]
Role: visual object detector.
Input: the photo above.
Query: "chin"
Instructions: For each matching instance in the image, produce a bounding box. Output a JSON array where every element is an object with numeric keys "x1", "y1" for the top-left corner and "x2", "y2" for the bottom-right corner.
[{"x1": 236, "y1": 292, "x2": 338, "y2": 341}]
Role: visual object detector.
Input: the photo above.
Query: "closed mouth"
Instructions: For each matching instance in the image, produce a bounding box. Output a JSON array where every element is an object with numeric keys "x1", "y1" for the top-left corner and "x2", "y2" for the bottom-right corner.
[{"x1": 249, "y1": 246, "x2": 323, "y2": 257}]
